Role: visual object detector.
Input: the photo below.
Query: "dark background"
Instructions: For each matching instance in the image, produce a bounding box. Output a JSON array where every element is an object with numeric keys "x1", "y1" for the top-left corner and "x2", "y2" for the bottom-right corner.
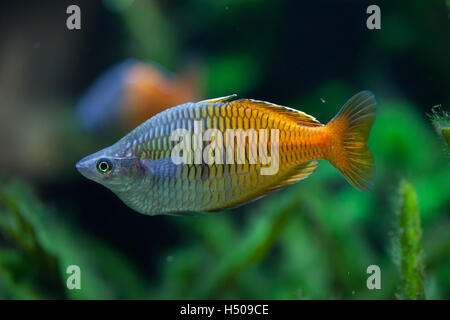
[{"x1": 0, "y1": 0, "x2": 448, "y2": 299}]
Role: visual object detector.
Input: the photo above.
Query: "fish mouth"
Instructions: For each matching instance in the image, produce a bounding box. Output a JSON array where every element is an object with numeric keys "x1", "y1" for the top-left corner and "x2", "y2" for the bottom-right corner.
[
  {"x1": 75, "y1": 160, "x2": 85, "y2": 171},
  {"x1": 75, "y1": 156, "x2": 95, "y2": 180},
  {"x1": 75, "y1": 160, "x2": 83, "y2": 171}
]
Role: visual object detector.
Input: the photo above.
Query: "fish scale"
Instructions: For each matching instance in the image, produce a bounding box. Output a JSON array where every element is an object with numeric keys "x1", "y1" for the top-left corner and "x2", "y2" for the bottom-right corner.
[
  {"x1": 77, "y1": 92, "x2": 376, "y2": 215},
  {"x1": 112, "y1": 100, "x2": 328, "y2": 213}
]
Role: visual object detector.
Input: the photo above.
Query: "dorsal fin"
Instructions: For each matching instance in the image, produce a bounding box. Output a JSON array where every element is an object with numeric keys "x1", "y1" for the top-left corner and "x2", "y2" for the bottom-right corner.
[
  {"x1": 232, "y1": 99, "x2": 323, "y2": 127},
  {"x1": 199, "y1": 94, "x2": 237, "y2": 104}
]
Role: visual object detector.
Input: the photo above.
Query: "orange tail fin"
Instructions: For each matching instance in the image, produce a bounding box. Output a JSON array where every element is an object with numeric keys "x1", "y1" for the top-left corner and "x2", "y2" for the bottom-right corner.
[{"x1": 326, "y1": 91, "x2": 376, "y2": 191}]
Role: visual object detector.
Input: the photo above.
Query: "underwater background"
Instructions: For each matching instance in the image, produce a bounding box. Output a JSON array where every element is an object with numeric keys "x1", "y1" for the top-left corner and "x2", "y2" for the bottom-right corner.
[{"x1": 0, "y1": 0, "x2": 449, "y2": 299}]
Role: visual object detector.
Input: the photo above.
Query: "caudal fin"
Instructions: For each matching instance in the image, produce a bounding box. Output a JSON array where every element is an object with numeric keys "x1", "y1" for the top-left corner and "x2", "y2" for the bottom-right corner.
[{"x1": 326, "y1": 91, "x2": 376, "y2": 191}]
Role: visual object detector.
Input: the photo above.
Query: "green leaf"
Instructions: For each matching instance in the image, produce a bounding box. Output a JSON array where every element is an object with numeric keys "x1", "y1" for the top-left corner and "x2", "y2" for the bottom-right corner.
[{"x1": 395, "y1": 180, "x2": 425, "y2": 300}]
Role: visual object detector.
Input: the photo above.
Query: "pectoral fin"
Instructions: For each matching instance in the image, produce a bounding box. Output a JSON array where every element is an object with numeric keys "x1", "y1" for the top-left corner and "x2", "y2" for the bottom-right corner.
[{"x1": 140, "y1": 158, "x2": 180, "y2": 179}]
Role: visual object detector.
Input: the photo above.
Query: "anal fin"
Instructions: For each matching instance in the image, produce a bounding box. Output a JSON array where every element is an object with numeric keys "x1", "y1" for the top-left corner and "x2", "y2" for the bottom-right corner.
[
  {"x1": 208, "y1": 160, "x2": 319, "y2": 212},
  {"x1": 267, "y1": 160, "x2": 319, "y2": 192},
  {"x1": 165, "y1": 211, "x2": 206, "y2": 217}
]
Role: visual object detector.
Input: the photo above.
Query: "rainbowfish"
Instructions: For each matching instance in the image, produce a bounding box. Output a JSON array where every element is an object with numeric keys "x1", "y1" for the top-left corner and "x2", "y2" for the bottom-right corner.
[{"x1": 76, "y1": 91, "x2": 376, "y2": 216}]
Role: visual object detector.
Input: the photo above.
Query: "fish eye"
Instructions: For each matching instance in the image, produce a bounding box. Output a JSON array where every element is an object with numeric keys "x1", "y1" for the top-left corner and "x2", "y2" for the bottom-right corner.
[{"x1": 96, "y1": 158, "x2": 113, "y2": 174}]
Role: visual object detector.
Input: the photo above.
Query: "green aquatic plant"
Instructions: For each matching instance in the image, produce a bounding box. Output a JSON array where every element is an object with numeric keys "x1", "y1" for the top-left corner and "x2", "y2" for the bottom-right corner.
[
  {"x1": 428, "y1": 106, "x2": 450, "y2": 155},
  {"x1": 0, "y1": 182, "x2": 65, "y2": 299},
  {"x1": 0, "y1": 180, "x2": 150, "y2": 299},
  {"x1": 394, "y1": 180, "x2": 425, "y2": 300},
  {"x1": 199, "y1": 196, "x2": 298, "y2": 299}
]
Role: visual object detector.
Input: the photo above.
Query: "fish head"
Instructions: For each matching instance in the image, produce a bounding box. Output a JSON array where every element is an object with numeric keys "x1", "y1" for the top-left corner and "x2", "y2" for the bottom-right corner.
[{"x1": 76, "y1": 147, "x2": 143, "y2": 193}]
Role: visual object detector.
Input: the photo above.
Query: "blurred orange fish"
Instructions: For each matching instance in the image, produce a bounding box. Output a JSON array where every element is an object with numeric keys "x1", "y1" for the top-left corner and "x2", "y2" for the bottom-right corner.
[{"x1": 77, "y1": 59, "x2": 201, "y2": 132}]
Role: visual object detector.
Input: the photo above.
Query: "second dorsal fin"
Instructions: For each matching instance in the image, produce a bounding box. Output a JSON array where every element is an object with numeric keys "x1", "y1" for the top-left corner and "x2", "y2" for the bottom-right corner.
[{"x1": 232, "y1": 99, "x2": 323, "y2": 127}]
